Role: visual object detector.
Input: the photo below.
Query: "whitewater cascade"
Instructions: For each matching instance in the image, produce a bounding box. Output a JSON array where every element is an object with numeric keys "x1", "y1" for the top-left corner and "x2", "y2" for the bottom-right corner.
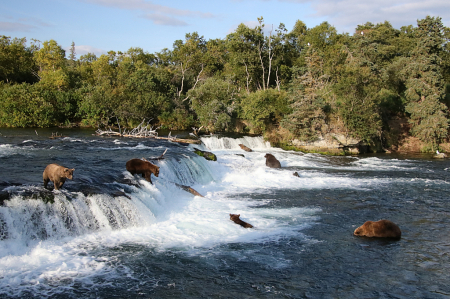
[{"x1": 200, "y1": 135, "x2": 271, "y2": 150}]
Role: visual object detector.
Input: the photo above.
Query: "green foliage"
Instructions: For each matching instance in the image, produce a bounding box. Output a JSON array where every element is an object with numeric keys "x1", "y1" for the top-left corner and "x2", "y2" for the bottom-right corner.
[
  {"x1": 240, "y1": 88, "x2": 289, "y2": 133},
  {"x1": 333, "y1": 47, "x2": 383, "y2": 143},
  {"x1": 281, "y1": 48, "x2": 330, "y2": 141},
  {"x1": 34, "y1": 40, "x2": 69, "y2": 90},
  {"x1": 0, "y1": 36, "x2": 38, "y2": 84},
  {"x1": 0, "y1": 83, "x2": 55, "y2": 127},
  {"x1": 158, "y1": 108, "x2": 195, "y2": 130},
  {"x1": 188, "y1": 77, "x2": 237, "y2": 132},
  {"x1": 403, "y1": 16, "x2": 448, "y2": 149}
]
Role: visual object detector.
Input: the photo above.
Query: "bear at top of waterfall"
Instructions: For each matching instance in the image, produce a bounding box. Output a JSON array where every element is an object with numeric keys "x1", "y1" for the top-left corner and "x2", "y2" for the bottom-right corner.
[
  {"x1": 126, "y1": 158, "x2": 159, "y2": 184},
  {"x1": 264, "y1": 153, "x2": 281, "y2": 168},
  {"x1": 43, "y1": 163, "x2": 75, "y2": 190},
  {"x1": 230, "y1": 214, "x2": 254, "y2": 228},
  {"x1": 354, "y1": 219, "x2": 401, "y2": 239}
]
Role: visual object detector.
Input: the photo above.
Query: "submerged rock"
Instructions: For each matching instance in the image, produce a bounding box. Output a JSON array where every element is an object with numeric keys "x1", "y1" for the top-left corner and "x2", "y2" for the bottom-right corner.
[
  {"x1": 193, "y1": 148, "x2": 217, "y2": 161},
  {"x1": 433, "y1": 152, "x2": 447, "y2": 159}
]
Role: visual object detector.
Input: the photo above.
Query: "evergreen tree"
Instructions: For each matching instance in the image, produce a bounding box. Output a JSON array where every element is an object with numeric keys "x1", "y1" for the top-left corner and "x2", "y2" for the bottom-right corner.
[
  {"x1": 68, "y1": 41, "x2": 76, "y2": 61},
  {"x1": 403, "y1": 16, "x2": 448, "y2": 149},
  {"x1": 281, "y1": 48, "x2": 330, "y2": 141}
]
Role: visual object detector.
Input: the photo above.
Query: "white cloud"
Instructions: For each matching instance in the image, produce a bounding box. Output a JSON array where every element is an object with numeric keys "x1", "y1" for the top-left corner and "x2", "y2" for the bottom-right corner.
[
  {"x1": 296, "y1": 0, "x2": 450, "y2": 33},
  {"x1": 79, "y1": 0, "x2": 214, "y2": 26},
  {"x1": 142, "y1": 13, "x2": 188, "y2": 26},
  {"x1": 67, "y1": 45, "x2": 107, "y2": 58},
  {"x1": 0, "y1": 21, "x2": 37, "y2": 32},
  {"x1": 227, "y1": 20, "x2": 273, "y2": 35},
  {"x1": 239, "y1": 0, "x2": 450, "y2": 33}
]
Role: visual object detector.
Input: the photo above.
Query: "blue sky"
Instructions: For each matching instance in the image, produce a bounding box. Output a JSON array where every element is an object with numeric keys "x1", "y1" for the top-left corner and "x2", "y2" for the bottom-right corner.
[{"x1": 1, "y1": 0, "x2": 449, "y2": 58}]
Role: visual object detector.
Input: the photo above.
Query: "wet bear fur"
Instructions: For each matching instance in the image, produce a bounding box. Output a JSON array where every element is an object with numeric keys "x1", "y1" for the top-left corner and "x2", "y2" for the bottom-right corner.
[
  {"x1": 126, "y1": 158, "x2": 160, "y2": 184},
  {"x1": 354, "y1": 219, "x2": 401, "y2": 239},
  {"x1": 264, "y1": 153, "x2": 281, "y2": 168},
  {"x1": 230, "y1": 214, "x2": 254, "y2": 228},
  {"x1": 43, "y1": 164, "x2": 75, "y2": 190}
]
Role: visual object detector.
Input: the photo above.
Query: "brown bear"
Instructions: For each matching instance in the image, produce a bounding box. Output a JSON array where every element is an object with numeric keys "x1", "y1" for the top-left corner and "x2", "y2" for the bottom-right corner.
[
  {"x1": 239, "y1": 144, "x2": 253, "y2": 152},
  {"x1": 43, "y1": 164, "x2": 75, "y2": 190},
  {"x1": 354, "y1": 219, "x2": 401, "y2": 239},
  {"x1": 126, "y1": 158, "x2": 159, "y2": 184},
  {"x1": 230, "y1": 214, "x2": 254, "y2": 228},
  {"x1": 264, "y1": 153, "x2": 281, "y2": 168}
]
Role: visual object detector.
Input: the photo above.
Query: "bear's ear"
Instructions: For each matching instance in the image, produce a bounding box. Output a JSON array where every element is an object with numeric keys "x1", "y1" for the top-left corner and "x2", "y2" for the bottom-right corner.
[
  {"x1": 238, "y1": 214, "x2": 240, "y2": 217},
  {"x1": 64, "y1": 168, "x2": 69, "y2": 172}
]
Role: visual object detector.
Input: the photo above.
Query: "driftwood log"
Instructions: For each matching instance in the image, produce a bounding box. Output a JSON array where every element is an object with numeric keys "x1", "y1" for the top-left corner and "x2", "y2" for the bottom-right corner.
[
  {"x1": 95, "y1": 119, "x2": 201, "y2": 144},
  {"x1": 145, "y1": 149, "x2": 168, "y2": 161}
]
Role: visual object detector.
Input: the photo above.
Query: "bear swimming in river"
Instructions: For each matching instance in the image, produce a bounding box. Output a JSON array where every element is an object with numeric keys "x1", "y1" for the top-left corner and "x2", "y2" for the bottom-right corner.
[
  {"x1": 354, "y1": 219, "x2": 401, "y2": 239},
  {"x1": 230, "y1": 214, "x2": 254, "y2": 228},
  {"x1": 43, "y1": 164, "x2": 75, "y2": 190},
  {"x1": 264, "y1": 153, "x2": 281, "y2": 168},
  {"x1": 126, "y1": 158, "x2": 159, "y2": 184}
]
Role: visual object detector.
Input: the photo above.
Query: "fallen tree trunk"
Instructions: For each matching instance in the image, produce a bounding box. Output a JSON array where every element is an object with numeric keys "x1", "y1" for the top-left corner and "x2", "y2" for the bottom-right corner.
[{"x1": 95, "y1": 119, "x2": 201, "y2": 144}]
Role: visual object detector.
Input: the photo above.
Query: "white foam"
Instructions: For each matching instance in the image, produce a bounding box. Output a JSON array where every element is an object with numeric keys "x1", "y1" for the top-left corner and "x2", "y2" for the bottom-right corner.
[
  {"x1": 200, "y1": 136, "x2": 271, "y2": 150},
  {"x1": 0, "y1": 144, "x2": 36, "y2": 158}
]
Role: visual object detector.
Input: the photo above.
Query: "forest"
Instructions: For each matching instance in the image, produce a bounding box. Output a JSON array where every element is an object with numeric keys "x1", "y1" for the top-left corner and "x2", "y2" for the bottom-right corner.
[{"x1": 0, "y1": 16, "x2": 449, "y2": 152}]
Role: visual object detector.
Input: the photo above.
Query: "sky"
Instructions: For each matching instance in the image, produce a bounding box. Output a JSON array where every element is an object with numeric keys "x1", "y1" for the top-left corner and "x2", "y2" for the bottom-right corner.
[{"x1": 1, "y1": 0, "x2": 450, "y2": 58}]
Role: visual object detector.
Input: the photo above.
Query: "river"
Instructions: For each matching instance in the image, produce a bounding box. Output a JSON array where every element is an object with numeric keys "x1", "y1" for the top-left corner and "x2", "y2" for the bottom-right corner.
[{"x1": 0, "y1": 128, "x2": 449, "y2": 298}]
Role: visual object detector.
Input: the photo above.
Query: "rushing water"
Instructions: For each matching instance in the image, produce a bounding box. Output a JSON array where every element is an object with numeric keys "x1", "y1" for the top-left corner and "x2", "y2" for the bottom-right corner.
[{"x1": 0, "y1": 128, "x2": 449, "y2": 298}]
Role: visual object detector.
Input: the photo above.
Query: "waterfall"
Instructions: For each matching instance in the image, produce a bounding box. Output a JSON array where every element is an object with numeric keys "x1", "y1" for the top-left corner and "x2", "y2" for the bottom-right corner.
[
  {"x1": 200, "y1": 136, "x2": 271, "y2": 150},
  {"x1": 0, "y1": 154, "x2": 217, "y2": 250}
]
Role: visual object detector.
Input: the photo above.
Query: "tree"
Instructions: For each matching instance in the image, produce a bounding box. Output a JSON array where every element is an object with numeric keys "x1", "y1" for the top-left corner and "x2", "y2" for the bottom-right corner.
[
  {"x1": 188, "y1": 77, "x2": 237, "y2": 131},
  {"x1": 68, "y1": 41, "x2": 76, "y2": 62},
  {"x1": 281, "y1": 48, "x2": 330, "y2": 141},
  {"x1": 0, "y1": 83, "x2": 55, "y2": 127},
  {"x1": 34, "y1": 40, "x2": 69, "y2": 90},
  {"x1": 241, "y1": 88, "x2": 289, "y2": 133},
  {"x1": 171, "y1": 32, "x2": 208, "y2": 100},
  {"x1": 403, "y1": 16, "x2": 448, "y2": 149},
  {"x1": 334, "y1": 46, "x2": 383, "y2": 143},
  {"x1": 0, "y1": 36, "x2": 38, "y2": 84},
  {"x1": 226, "y1": 22, "x2": 265, "y2": 93}
]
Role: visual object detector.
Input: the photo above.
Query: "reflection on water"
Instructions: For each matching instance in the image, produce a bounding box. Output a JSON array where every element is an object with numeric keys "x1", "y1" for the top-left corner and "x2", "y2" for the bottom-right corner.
[{"x1": 0, "y1": 128, "x2": 450, "y2": 298}]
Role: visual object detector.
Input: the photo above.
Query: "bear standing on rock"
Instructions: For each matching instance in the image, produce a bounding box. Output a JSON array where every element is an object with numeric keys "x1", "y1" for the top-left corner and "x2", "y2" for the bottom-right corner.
[
  {"x1": 43, "y1": 164, "x2": 75, "y2": 190},
  {"x1": 264, "y1": 153, "x2": 281, "y2": 168},
  {"x1": 354, "y1": 219, "x2": 401, "y2": 239},
  {"x1": 126, "y1": 158, "x2": 159, "y2": 184}
]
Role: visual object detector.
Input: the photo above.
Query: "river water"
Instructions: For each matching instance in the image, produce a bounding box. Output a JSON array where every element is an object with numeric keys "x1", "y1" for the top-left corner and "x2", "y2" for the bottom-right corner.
[{"x1": 0, "y1": 128, "x2": 449, "y2": 298}]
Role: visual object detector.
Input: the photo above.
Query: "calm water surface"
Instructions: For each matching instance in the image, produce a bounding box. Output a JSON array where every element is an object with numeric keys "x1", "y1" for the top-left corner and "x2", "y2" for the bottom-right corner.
[{"x1": 0, "y1": 128, "x2": 449, "y2": 298}]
